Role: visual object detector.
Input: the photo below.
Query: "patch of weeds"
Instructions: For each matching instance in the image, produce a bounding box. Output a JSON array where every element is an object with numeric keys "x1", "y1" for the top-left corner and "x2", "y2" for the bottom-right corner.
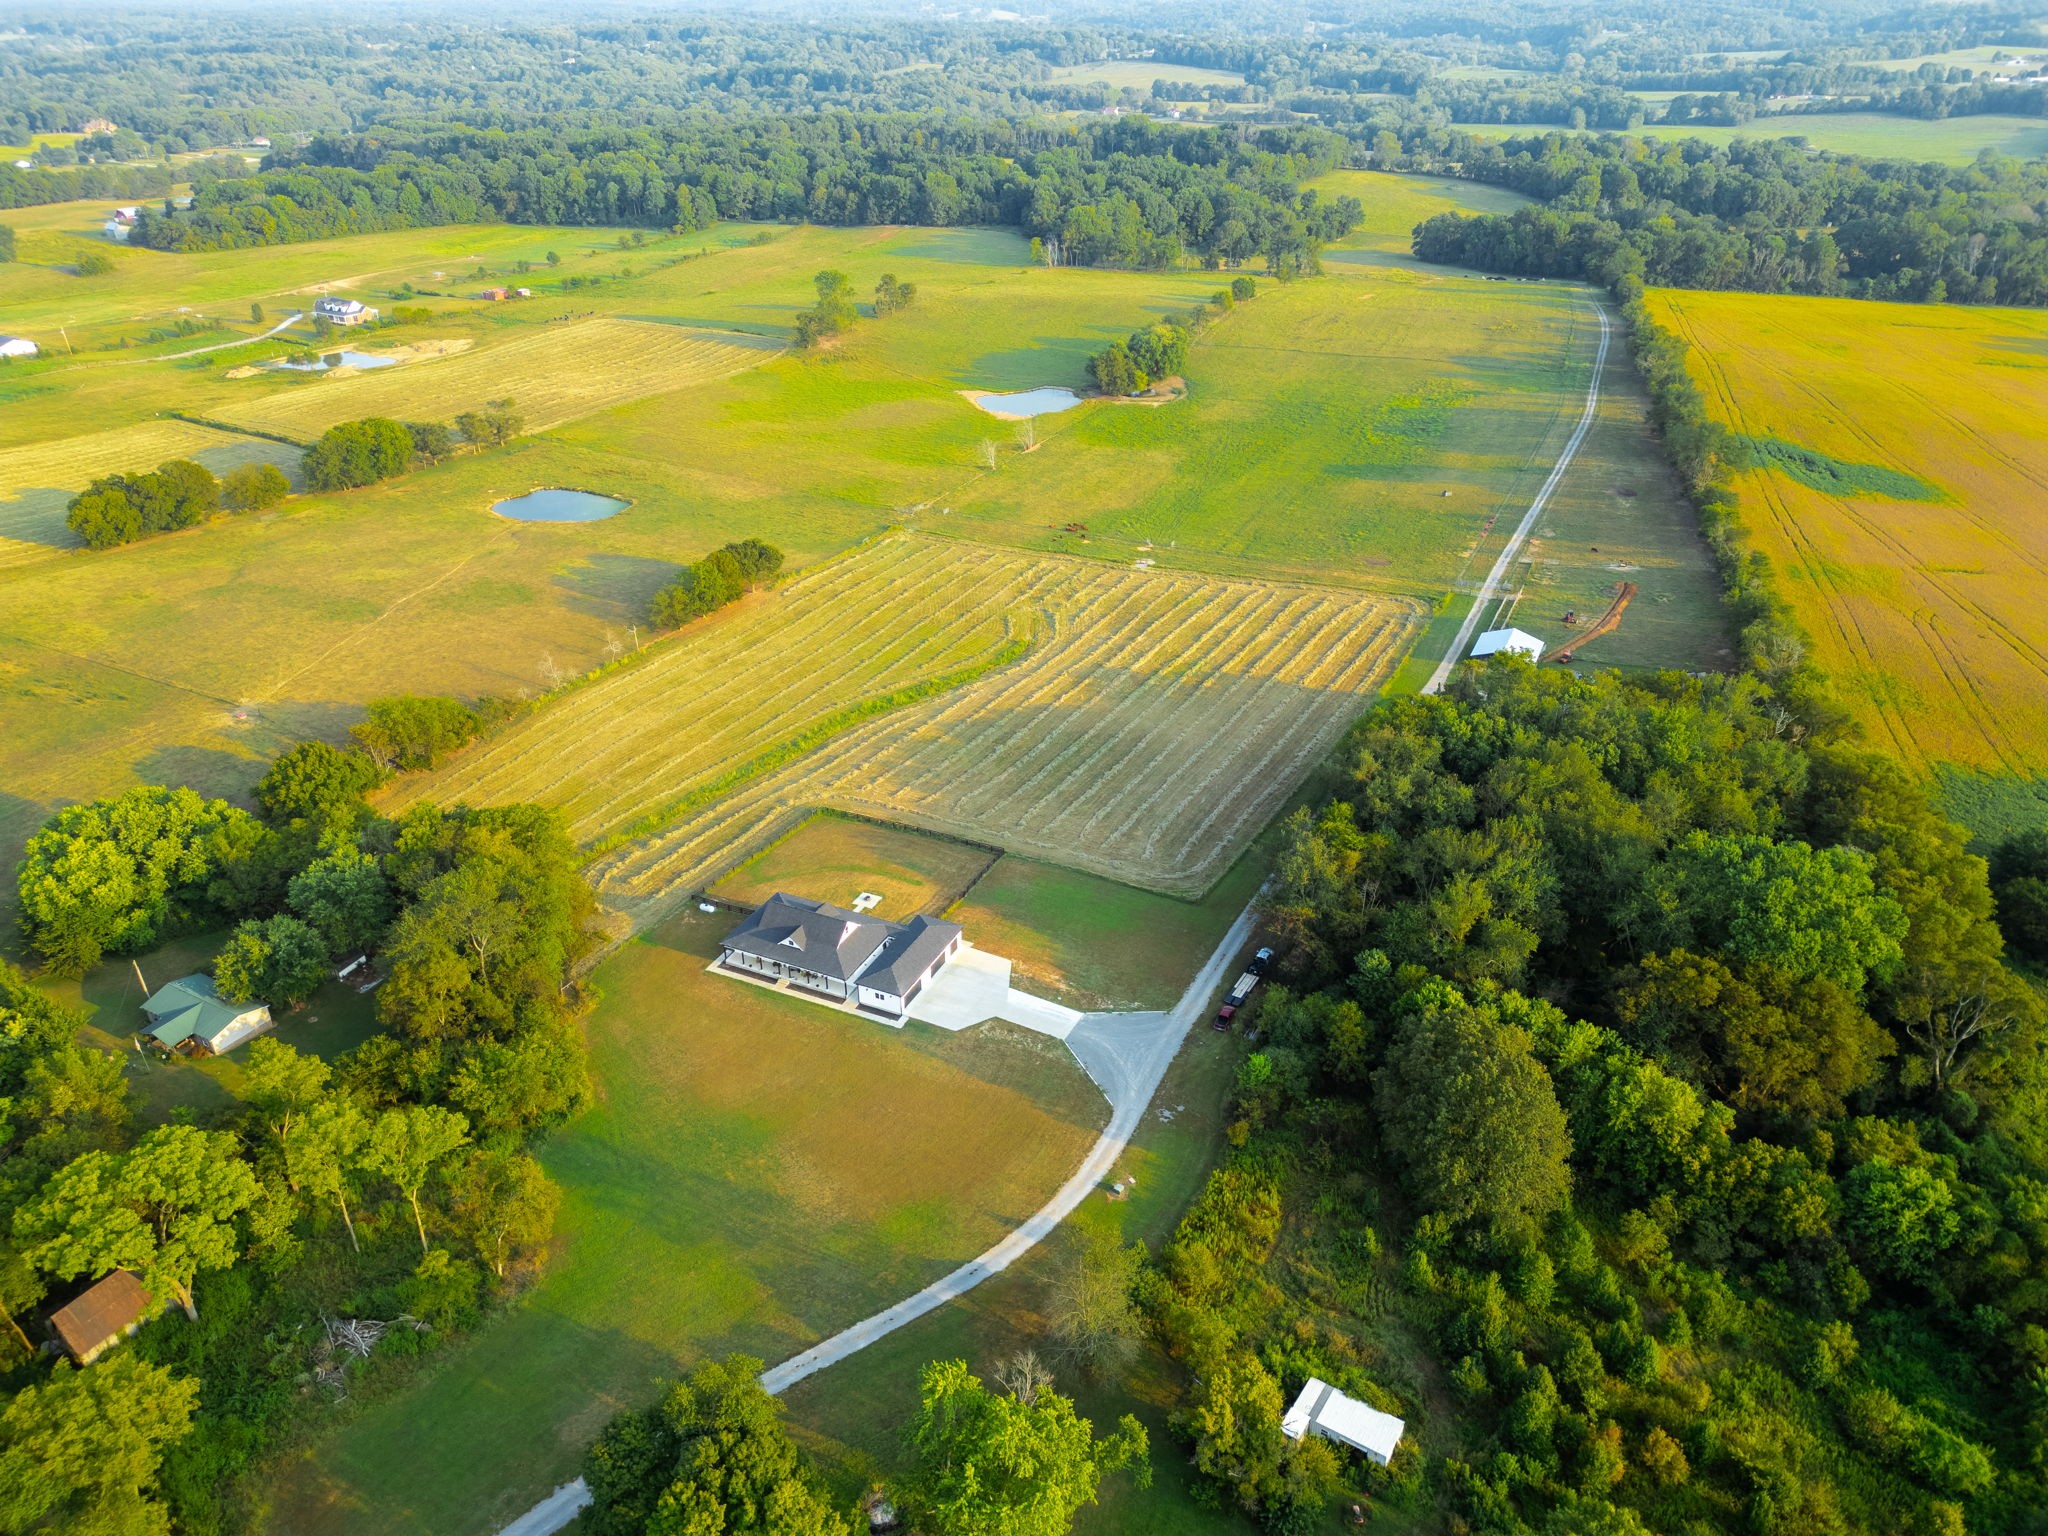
[{"x1": 1739, "y1": 435, "x2": 1946, "y2": 502}]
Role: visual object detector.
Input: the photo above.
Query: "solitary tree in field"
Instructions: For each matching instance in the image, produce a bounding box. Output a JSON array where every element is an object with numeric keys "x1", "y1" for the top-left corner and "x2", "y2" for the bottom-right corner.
[
  {"x1": 365, "y1": 1105, "x2": 470, "y2": 1254},
  {"x1": 250, "y1": 300, "x2": 264, "y2": 323}
]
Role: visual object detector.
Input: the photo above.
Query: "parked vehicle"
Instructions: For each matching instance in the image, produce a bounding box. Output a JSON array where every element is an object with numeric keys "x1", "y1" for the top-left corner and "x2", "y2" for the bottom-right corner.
[
  {"x1": 1246, "y1": 946, "x2": 1275, "y2": 978},
  {"x1": 1215, "y1": 968, "x2": 1260, "y2": 1029}
]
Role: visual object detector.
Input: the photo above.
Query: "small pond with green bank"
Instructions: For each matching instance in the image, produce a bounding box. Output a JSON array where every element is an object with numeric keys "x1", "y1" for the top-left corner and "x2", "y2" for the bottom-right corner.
[{"x1": 491, "y1": 489, "x2": 631, "y2": 522}]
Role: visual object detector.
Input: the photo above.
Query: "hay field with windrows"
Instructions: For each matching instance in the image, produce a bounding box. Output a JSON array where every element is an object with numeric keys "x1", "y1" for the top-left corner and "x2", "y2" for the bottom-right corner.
[
  {"x1": 1653, "y1": 290, "x2": 2048, "y2": 782},
  {"x1": 212, "y1": 318, "x2": 774, "y2": 442},
  {"x1": 389, "y1": 532, "x2": 1419, "y2": 914}
]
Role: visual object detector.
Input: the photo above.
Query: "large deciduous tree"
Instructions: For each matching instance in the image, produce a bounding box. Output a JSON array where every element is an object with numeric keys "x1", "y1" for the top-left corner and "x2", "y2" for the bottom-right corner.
[
  {"x1": 0, "y1": 1356, "x2": 198, "y2": 1536},
  {"x1": 584, "y1": 1355, "x2": 850, "y2": 1536},
  {"x1": 16, "y1": 1126, "x2": 257, "y2": 1319},
  {"x1": 16, "y1": 786, "x2": 269, "y2": 975},
  {"x1": 903, "y1": 1358, "x2": 1149, "y2": 1536},
  {"x1": 443, "y1": 1147, "x2": 559, "y2": 1279},
  {"x1": 364, "y1": 1104, "x2": 469, "y2": 1254},
  {"x1": 213, "y1": 912, "x2": 329, "y2": 1007},
  {"x1": 1375, "y1": 980, "x2": 1573, "y2": 1230}
]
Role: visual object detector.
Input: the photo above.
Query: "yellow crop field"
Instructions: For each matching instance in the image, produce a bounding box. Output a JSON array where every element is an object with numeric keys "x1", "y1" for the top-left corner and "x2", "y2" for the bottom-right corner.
[
  {"x1": 389, "y1": 534, "x2": 1420, "y2": 921},
  {"x1": 212, "y1": 318, "x2": 774, "y2": 442},
  {"x1": 1653, "y1": 290, "x2": 2048, "y2": 778}
]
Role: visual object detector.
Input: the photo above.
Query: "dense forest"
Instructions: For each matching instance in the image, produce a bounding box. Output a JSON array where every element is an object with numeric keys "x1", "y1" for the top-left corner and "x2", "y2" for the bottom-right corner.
[
  {"x1": 1148, "y1": 656, "x2": 2048, "y2": 1536},
  {"x1": 128, "y1": 116, "x2": 1363, "y2": 274},
  {"x1": 1403, "y1": 128, "x2": 2048, "y2": 302}
]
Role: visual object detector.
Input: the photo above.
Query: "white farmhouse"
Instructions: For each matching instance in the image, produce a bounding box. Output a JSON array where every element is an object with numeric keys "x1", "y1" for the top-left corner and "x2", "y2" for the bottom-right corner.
[
  {"x1": 1470, "y1": 626, "x2": 1545, "y2": 663},
  {"x1": 718, "y1": 893, "x2": 963, "y2": 1020},
  {"x1": 0, "y1": 336, "x2": 38, "y2": 359},
  {"x1": 314, "y1": 295, "x2": 378, "y2": 327},
  {"x1": 1282, "y1": 1378, "x2": 1405, "y2": 1466}
]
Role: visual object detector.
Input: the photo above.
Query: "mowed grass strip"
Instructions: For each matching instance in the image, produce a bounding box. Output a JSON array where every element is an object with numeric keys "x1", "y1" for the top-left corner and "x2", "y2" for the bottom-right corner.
[
  {"x1": 265, "y1": 906, "x2": 1105, "y2": 1536},
  {"x1": 589, "y1": 540, "x2": 1423, "y2": 913},
  {"x1": 213, "y1": 318, "x2": 773, "y2": 441},
  {"x1": 1652, "y1": 288, "x2": 2048, "y2": 778},
  {"x1": 710, "y1": 812, "x2": 997, "y2": 919}
]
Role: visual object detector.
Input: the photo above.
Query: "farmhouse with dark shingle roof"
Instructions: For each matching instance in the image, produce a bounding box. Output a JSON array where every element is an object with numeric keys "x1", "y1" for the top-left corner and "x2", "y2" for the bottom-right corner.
[{"x1": 718, "y1": 893, "x2": 962, "y2": 1019}]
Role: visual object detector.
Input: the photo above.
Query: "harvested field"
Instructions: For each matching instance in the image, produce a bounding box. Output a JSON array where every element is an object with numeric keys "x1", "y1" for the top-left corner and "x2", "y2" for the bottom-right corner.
[
  {"x1": 212, "y1": 318, "x2": 773, "y2": 442},
  {"x1": 1653, "y1": 290, "x2": 2048, "y2": 786},
  {"x1": 709, "y1": 813, "x2": 997, "y2": 920},
  {"x1": 389, "y1": 534, "x2": 1420, "y2": 917},
  {"x1": 0, "y1": 419, "x2": 292, "y2": 567}
]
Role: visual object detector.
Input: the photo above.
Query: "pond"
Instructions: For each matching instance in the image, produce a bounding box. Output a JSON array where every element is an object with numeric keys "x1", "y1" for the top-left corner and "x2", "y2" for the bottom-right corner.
[
  {"x1": 491, "y1": 488, "x2": 631, "y2": 523},
  {"x1": 273, "y1": 350, "x2": 398, "y2": 372},
  {"x1": 969, "y1": 386, "x2": 1083, "y2": 418}
]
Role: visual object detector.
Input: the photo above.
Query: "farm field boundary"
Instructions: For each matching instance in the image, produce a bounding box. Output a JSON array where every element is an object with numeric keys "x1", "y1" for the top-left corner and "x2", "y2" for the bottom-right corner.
[
  {"x1": 387, "y1": 533, "x2": 1422, "y2": 920},
  {"x1": 212, "y1": 318, "x2": 777, "y2": 442},
  {"x1": 1650, "y1": 288, "x2": 2048, "y2": 800}
]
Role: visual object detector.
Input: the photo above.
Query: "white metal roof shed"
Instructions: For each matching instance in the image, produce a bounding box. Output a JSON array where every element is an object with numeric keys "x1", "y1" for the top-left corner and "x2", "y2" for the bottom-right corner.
[
  {"x1": 1470, "y1": 626, "x2": 1545, "y2": 663},
  {"x1": 1281, "y1": 1377, "x2": 1405, "y2": 1466}
]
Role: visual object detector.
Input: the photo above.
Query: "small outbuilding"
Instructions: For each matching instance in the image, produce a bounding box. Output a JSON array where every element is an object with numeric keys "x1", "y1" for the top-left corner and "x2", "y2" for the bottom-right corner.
[
  {"x1": 0, "y1": 336, "x2": 38, "y2": 359},
  {"x1": 1470, "y1": 626, "x2": 1545, "y2": 664},
  {"x1": 141, "y1": 974, "x2": 273, "y2": 1057},
  {"x1": 1282, "y1": 1378, "x2": 1405, "y2": 1467},
  {"x1": 48, "y1": 1271, "x2": 153, "y2": 1364}
]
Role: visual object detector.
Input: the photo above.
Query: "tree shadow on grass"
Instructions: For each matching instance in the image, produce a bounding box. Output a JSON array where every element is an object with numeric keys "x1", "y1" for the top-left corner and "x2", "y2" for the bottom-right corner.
[
  {"x1": 552, "y1": 553, "x2": 683, "y2": 623},
  {"x1": 133, "y1": 742, "x2": 269, "y2": 803}
]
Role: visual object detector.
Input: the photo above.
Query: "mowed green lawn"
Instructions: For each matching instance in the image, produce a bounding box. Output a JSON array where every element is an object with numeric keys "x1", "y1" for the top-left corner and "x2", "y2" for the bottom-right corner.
[
  {"x1": 710, "y1": 812, "x2": 998, "y2": 920},
  {"x1": 266, "y1": 906, "x2": 1107, "y2": 1536}
]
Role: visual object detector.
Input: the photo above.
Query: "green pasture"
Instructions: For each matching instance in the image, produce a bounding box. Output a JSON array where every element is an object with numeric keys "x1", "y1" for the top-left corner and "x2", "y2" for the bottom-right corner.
[
  {"x1": 780, "y1": 960, "x2": 1256, "y2": 1535},
  {"x1": 710, "y1": 812, "x2": 997, "y2": 920},
  {"x1": 1452, "y1": 112, "x2": 2048, "y2": 165},
  {"x1": 946, "y1": 849, "x2": 1267, "y2": 1013},
  {"x1": 266, "y1": 906, "x2": 1108, "y2": 1536},
  {"x1": 0, "y1": 186, "x2": 1725, "y2": 947}
]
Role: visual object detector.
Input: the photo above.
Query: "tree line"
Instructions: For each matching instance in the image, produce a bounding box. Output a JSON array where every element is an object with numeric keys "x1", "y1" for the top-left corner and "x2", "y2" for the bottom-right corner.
[
  {"x1": 4, "y1": 739, "x2": 593, "y2": 1532},
  {"x1": 1397, "y1": 126, "x2": 2048, "y2": 304},
  {"x1": 126, "y1": 115, "x2": 1362, "y2": 278}
]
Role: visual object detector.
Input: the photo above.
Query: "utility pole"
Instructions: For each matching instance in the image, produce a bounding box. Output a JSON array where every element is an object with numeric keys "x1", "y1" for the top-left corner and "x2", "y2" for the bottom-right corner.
[{"x1": 132, "y1": 958, "x2": 148, "y2": 996}]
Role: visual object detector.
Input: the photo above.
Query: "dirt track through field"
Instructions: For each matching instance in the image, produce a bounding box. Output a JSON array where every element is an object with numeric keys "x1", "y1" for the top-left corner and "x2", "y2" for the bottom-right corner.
[{"x1": 1423, "y1": 300, "x2": 1610, "y2": 693}]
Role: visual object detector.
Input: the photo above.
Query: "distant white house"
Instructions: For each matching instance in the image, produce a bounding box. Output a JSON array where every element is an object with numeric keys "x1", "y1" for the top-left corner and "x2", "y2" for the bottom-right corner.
[
  {"x1": 314, "y1": 295, "x2": 378, "y2": 326},
  {"x1": 1471, "y1": 626, "x2": 1545, "y2": 663},
  {"x1": 0, "y1": 336, "x2": 37, "y2": 360},
  {"x1": 1282, "y1": 1378, "x2": 1405, "y2": 1466},
  {"x1": 140, "y1": 974, "x2": 273, "y2": 1057}
]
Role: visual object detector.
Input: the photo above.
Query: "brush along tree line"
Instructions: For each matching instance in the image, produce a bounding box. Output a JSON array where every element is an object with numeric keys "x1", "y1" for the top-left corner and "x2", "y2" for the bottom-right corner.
[
  {"x1": 62, "y1": 403, "x2": 524, "y2": 550},
  {"x1": 4, "y1": 745, "x2": 593, "y2": 1533},
  {"x1": 582, "y1": 1351, "x2": 1147, "y2": 1536},
  {"x1": 1086, "y1": 275, "x2": 1255, "y2": 396}
]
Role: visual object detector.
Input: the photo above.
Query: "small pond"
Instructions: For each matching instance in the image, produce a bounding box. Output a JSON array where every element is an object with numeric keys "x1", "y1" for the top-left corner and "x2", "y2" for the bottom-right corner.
[
  {"x1": 971, "y1": 386, "x2": 1083, "y2": 418},
  {"x1": 273, "y1": 350, "x2": 398, "y2": 372},
  {"x1": 491, "y1": 488, "x2": 631, "y2": 523}
]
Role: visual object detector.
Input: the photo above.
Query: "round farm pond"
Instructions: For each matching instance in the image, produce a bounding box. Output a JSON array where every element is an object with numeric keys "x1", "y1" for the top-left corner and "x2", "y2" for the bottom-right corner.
[
  {"x1": 969, "y1": 386, "x2": 1083, "y2": 418},
  {"x1": 273, "y1": 350, "x2": 398, "y2": 372},
  {"x1": 491, "y1": 488, "x2": 631, "y2": 523}
]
